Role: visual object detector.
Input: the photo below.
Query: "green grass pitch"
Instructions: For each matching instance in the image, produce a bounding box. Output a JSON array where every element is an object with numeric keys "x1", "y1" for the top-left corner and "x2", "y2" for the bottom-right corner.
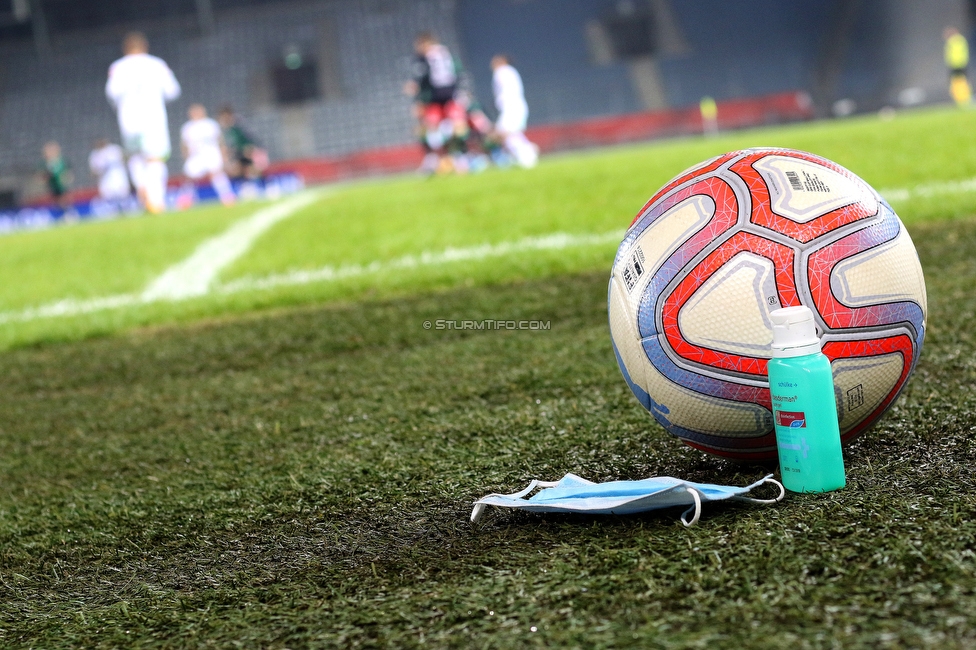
[{"x1": 1, "y1": 106, "x2": 975, "y2": 647}]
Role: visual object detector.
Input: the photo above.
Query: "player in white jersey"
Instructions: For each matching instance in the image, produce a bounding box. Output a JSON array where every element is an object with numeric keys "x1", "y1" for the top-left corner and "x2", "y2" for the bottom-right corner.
[
  {"x1": 180, "y1": 104, "x2": 235, "y2": 207},
  {"x1": 88, "y1": 139, "x2": 131, "y2": 202},
  {"x1": 105, "y1": 32, "x2": 180, "y2": 213},
  {"x1": 491, "y1": 54, "x2": 538, "y2": 169}
]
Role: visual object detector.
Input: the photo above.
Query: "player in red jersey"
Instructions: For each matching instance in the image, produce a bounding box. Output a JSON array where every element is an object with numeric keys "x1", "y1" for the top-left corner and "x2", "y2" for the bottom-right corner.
[{"x1": 404, "y1": 32, "x2": 469, "y2": 174}]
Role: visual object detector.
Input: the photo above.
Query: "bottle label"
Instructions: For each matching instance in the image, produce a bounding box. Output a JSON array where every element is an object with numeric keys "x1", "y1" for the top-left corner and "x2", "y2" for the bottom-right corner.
[
  {"x1": 775, "y1": 425, "x2": 810, "y2": 461},
  {"x1": 774, "y1": 410, "x2": 806, "y2": 428}
]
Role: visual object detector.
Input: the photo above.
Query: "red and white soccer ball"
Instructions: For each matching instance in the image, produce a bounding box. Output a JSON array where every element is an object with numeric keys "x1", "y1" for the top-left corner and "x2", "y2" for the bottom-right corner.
[{"x1": 608, "y1": 148, "x2": 927, "y2": 460}]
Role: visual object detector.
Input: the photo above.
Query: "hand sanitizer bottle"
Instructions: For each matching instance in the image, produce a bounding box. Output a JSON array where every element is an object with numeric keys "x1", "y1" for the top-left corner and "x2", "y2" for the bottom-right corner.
[{"x1": 767, "y1": 306, "x2": 846, "y2": 493}]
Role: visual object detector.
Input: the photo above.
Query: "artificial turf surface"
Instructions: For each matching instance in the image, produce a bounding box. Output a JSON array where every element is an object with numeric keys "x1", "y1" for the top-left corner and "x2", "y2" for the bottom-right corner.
[
  {"x1": 1, "y1": 211, "x2": 974, "y2": 648},
  {"x1": 3, "y1": 106, "x2": 976, "y2": 646}
]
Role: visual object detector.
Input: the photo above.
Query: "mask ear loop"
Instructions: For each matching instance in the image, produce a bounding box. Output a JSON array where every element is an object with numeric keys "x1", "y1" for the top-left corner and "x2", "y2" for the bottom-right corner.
[
  {"x1": 471, "y1": 479, "x2": 562, "y2": 523},
  {"x1": 679, "y1": 487, "x2": 702, "y2": 527},
  {"x1": 730, "y1": 475, "x2": 786, "y2": 505},
  {"x1": 681, "y1": 475, "x2": 783, "y2": 527}
]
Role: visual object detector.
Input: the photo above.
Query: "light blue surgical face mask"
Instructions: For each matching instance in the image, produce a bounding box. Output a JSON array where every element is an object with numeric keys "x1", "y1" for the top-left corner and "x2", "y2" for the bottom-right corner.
[{"x1": 471, "y1": 474, "x2": 784, "y2": 527}]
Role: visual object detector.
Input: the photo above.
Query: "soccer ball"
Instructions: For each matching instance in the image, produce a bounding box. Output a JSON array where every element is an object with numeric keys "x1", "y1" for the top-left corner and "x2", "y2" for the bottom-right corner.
[{"x1": 608, "y1": 148, "x2": 927, "y2": 460}]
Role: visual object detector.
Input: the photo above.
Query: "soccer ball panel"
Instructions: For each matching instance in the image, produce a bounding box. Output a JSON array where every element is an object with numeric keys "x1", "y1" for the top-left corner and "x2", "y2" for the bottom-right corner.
[
  {"x1": 608, "y1": 275, "x2": 650, "y2": 411},
  {"x1": 678, "y1": 251, "x2": 776, "y2": 358},
  {"x1": 822, "y1": 333, "x2": 917, "y2": 440},
  {"x1": 637, "y1": 343, "x2": 772, "y2": 438},
  {"x1": 616, "y1": 195, "x2": 717, "y2": 301},
  {"x1": 612, "y1": 271, "x2": 773, "y2": 443},
  {"x1": 630, "y1": 151, "x2": 738, "y2": 226},
  {"x1": 830, "y1": 226, "x2": 928, "y2": 315},
  {"x1": 809, "y1": 206, "x2": 926, "y2": 336},
  {"x1": 831, "y1": 352, "x2": 905, "y2": 434},
  {"x1": 731, "y1": 150, "x2": 879, "y2": 244},
  {"x1": 660, "y1": 231, "x2": 798, "y2": 377},
  {"x1": 752, "y1": 155, "x2": 875, "y2": 223}
]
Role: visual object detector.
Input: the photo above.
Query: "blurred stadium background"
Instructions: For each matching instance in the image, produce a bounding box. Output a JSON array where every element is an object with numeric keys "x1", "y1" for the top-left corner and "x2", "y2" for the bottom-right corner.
[{"x1": 0, "y1": 0, "x2": 972, "y2": 207}]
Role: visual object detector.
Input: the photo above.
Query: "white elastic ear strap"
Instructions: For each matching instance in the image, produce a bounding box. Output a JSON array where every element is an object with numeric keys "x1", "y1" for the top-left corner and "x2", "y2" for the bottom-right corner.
[
  {"x1": 731, "y1": 476, "x2": 786, "y2": 504},
  {"x1": 470, "y1": 479, "x2": 561, "y2": 523},
  {"x1": 680, "y1": 487, "x2": 702, "y2": 527}
]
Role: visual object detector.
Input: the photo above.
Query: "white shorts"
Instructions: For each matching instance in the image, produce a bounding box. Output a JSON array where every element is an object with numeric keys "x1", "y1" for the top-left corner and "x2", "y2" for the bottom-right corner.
[
  {"x1": 98, "y1": 168, "x2": 131, "y2": 200},
  {"x1": 123, "y1": 130, "x2": 171, "y2": 160},
  {"x1": 183, "y1": 149, "x2": 224, "y2": 179},
  {"x1": 496, "y1": 104, "x2": 528, "y2": 134}
]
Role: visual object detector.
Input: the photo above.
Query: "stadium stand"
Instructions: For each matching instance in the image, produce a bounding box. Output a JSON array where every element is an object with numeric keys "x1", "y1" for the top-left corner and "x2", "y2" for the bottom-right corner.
[
  {"x1": 0, "y1": 0, "x2": 462, "y2": 198},
  {"x1": 457, "y1": 0, "x2": 835, "y2": 122},
  {"x1": 0, "y1": 0, "x2": 963, "y2": 209},
  {"x1": 655, "y1": 1, "x2": 833, "y2": 108},
  {"x1": 457, "y1": 0, "x2": 643, "y2": 124}
]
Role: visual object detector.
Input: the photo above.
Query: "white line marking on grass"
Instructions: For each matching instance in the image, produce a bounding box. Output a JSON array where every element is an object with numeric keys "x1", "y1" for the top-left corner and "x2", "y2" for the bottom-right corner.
[
  {"x1": 879, "y1": 176, "x2": 976, "y2": 202},
  {"x1": 0, "y1": 294, "x2": 141, "y2": 324},
  {"x1": 216, "y1": 230, "x2": 625, "y2": 294},
  {"x1": 141, "y1": 191, "x2": 323, "y2": 301},
  {"x1": 0, "y1": 229, "x2": 624, "y2": 325},
  {"x1": 8, "y1": 170, "x2": 976, "y2": 328}
]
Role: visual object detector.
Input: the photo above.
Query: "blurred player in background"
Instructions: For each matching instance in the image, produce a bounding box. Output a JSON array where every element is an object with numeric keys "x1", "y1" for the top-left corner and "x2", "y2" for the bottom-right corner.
[
  {"x1": 454, "y1": 89, "x2": 492, "y2": 172},
  {"x1": 106, "y1": 32, "x2": 181, "y2": 213},
  {"x1": 218, "y1": 106, "x2": 269, "y2": 181},
  {"x1": 405, "y1": 32, "x2": 468, "y2": 174},
  {"x1": 491, "y1": 54, "x2": 538, "y2": 168},
  {"x1": 944, "y1": 26, "x2": 971, "y2": 106},
  {"x1": 180, "y1": 104, "x2": 236, "y2": 207},
  {"x1": 40, "y1": 141, "x2": 73, "y2": 210},
  {"x1": 88, "y1": 139, "x2": 131, "y2": 203}
]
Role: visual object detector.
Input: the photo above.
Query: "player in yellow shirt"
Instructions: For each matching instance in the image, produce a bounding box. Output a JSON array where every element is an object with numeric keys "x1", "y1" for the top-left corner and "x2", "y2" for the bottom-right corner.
[{"x1": 944, "y1": 26, "x2": 971, "y2": 106}]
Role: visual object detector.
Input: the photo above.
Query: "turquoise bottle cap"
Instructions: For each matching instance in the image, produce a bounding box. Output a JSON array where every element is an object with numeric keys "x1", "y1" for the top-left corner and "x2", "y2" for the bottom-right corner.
[{"x1": 769, "y1": 306, "x2": 822, "y2": 357}]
